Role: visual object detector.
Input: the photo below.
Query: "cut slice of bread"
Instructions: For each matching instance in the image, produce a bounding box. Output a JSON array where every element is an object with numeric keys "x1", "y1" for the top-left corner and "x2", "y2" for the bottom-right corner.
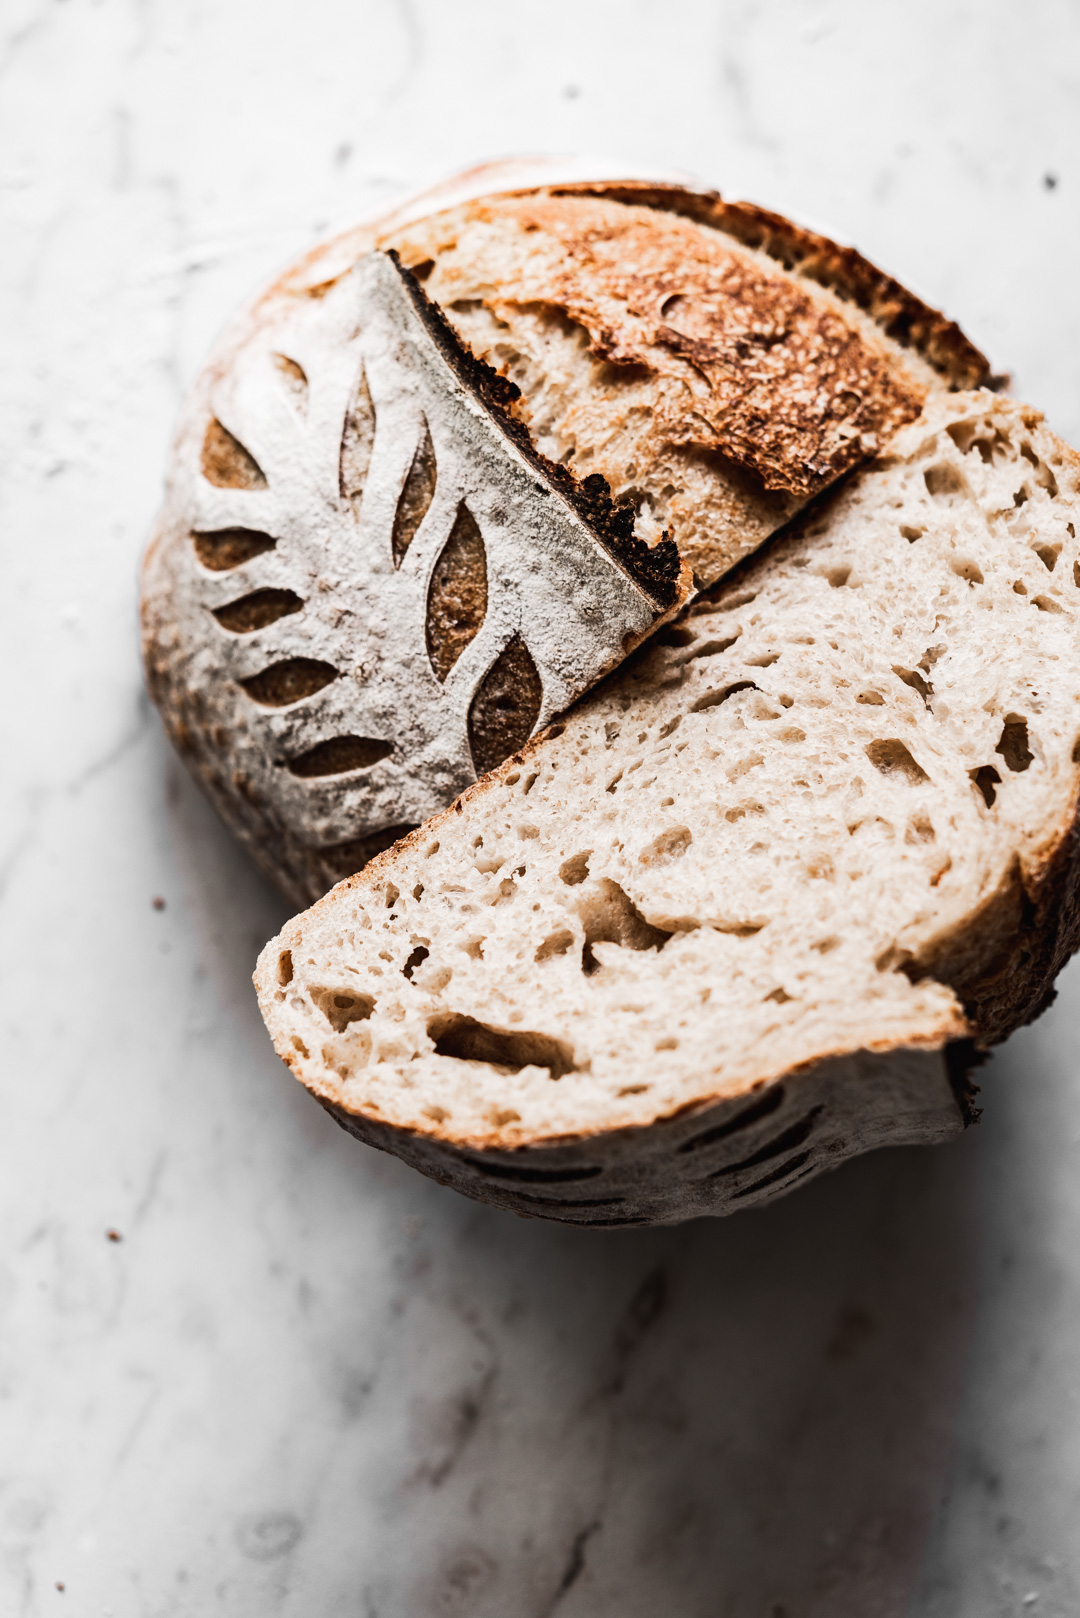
[
  {"x1": 142, "y1": 172, "x2": 990, "y2": 907},
  {"x1": 255, "y1": 392, "x2": 1080, "y2": 1224}
]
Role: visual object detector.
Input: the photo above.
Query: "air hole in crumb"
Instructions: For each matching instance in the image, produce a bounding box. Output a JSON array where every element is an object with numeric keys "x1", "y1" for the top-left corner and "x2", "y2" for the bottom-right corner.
[
  {"x1": 639, "y1": 825, "x2": 692, "y2": 866},
  {"x1": 277, "y1": 950, "x2": 293, "y2": 985},
  {"x1": 212, "y1": 589, "x2": 303, "y2": 633},
  {"x1": 468, "y1": 636, "x2": 543, "y2": 776},
  {"x1": 619, "y1": 1084, "x2": 650, "y2": 1095},
  {"x1": 655, "y1": 1038, "x2": 677, "y2": 1052},
  {"x1": 866, "y1": 739, "x2": 930, "y2": 784},
  {"x1": 239, "y1": 657, "x2": 338, "y2": 706},
  {"x1": 1033, "y1": 595, "x2": 1064, "y2": 614},
  {"x1": 560, "y1": 851, "x2": 592, "y2": 886},
  {"x1": 402, "y1": 945, "x2": 430, "y2": 981},
  {"x1": 656, "y1": 625, "x2": 695, "y2": 647},
  {"x1": 765, "y1": 987, "x2": 793, "y2": 1004},
  {"x1": 900, "y1": 525, "x2": 924, "y2": 542},
  {"x1": 996, "y1": 715, "x2": 1034, "y2": 772},
  {"x1": 385, "y1": 884, "x2": 399, "y2": 908},
  {"x1": 311, "y1": 988, "x2": 374, "y2": 1032},
  {"x1": 969, "y1": 765, "x2": 1000, "y2": 807},
  {"x1": 535, "y1": 929, "x2": 574, "y2": 962},
  {"x1": 291, "y1": 1036, "x2": 309, "y2": 1058},
  {"x1": 657, "y1": 715, "x2": 682, "y2": 738},
  {"x1": 856, "y1": 690, "x2": 885, "y2": 706},
  {"x1": 391, "y1": 418, "x2": 437, "y2": 564},
  {"x1": 193, "y1": 527, "x2": 276, "y2": 571},
  {"x1": 892, "y1": 666, "x2": 932, "y2": 706},
  {"x1": 906, "y1": 815, "x2": 936, "y2": 844},
  {"x1": 1034, "y1": 543, "x2": 1060, "y2": 572},
  {"x1": 201, "y1": 418, "x2": 266, "y2": 489},
  {"x1": 950, "y1": 557, "x2": 984, "y2": 584},
  {"x1": 924, "y1": 463, "x2": 965, "y2": 498},
  {"x1": 461, "y1": 937, "x2": 484, "y2": 959},
  {"x1": 811, "y1": 936, "x2": 840, "y2": 954},
  {"x1": 413, "y1": 884, "x2": 424, "y2": 901},
  {"x1": 723, "y1": 590, "x2": 759, "y2": 610},
  {"x1": 688, "y1": 636, "x2": 739, "y2": 660},
  {"x1": 1014, "y1": 581, "x2": 1028, "y2": 595},
  {"x1": 286, "y1": 736, "x2": 393, "y2": 777},
  {"x1": 428, "y1": 1013, "x2": 577, "y2": 1078},
  {"x1": 691, "y1": 680, "x2": 758, "y2": 713},
  {"x1": 523, "y1": 772, "x2": 539, "y2": 794},
  {"x1": 825, "y1": 565, "x2": 852, "y2": 588},
  {"x1": 578, "y1": 879, "x2": 672, "y2": 976}
]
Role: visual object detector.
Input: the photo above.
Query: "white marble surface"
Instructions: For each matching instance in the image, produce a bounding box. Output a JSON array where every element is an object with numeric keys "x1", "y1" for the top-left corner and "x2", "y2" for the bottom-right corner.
[{"x1": 4, "y1": 2, "x2": 1080, "y2": 1612}]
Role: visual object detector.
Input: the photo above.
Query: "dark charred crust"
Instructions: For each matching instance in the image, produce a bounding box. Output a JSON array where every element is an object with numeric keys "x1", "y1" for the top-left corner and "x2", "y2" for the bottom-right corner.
[
  {"x1": 944, "y1": 1039, "x2": 985, "y2": 1127},
  {"x1": 549, "y1": 182, "x2": 992, "y2": 391},
  {"x1": 387, "y1": 249, "x2": 682, "y2": 607}
]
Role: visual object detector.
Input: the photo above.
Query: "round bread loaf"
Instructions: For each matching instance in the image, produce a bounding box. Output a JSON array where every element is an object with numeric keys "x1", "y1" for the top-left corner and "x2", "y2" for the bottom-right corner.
[{"x1": 141, "y1": 165, "x2": 990, "y2": 906}]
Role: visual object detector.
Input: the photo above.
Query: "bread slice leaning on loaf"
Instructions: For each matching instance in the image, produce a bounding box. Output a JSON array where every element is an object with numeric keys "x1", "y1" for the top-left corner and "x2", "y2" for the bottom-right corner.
[{"x1": 255, "y1": 392, "x2": 1080, "y2": 1224}]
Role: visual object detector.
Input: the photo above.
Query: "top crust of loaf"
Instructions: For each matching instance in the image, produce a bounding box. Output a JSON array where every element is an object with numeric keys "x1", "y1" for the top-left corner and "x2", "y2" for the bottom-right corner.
[
  {"x1": 555, "y1": 183, "x2": 991, "y2": 390},
  {"x1": 384, "y1": 190, "x2": 967, "y2": 583},
  {"x1": 255, "y1": 393, "x2": 1080, "y2": 1161}
]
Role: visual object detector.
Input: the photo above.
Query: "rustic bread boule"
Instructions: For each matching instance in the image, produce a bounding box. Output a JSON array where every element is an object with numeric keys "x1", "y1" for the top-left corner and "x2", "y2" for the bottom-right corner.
[
  {"x1": 141, "y1": 170, "x2": 989, "y2": 906},
  {"x1": 255, "y1": 392, "x2": 1080, "y2": 1224}
]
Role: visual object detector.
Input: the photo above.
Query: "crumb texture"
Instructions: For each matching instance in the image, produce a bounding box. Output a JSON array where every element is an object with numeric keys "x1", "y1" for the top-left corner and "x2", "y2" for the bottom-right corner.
[{"x1": 257, "y1": 394, "x2": 1080, "y2": 1220}]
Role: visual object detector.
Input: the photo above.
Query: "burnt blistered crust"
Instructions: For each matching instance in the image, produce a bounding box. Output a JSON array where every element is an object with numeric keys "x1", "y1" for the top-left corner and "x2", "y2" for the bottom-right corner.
[
  {"x1": 551, "y1": 182, "x2": 994, "y2": 391},
  {"x1": 389, "y1": 250, "x2": 684, "y2": 608}
]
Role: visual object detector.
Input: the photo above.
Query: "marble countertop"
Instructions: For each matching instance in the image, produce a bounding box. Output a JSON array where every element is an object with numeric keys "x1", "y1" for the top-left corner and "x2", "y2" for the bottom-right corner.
[{"x1": 4, "y1": 1, "x2": 1080, "y2": 1612}]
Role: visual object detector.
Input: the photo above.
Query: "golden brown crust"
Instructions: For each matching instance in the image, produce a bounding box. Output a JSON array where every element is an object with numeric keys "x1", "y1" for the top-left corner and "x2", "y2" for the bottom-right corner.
[
  {"x1": 550, "y1": 182, "x2": 993, "y2": 391},
  {"x1": 392, "y1": 191, "x2": 935, "y2": 507}
]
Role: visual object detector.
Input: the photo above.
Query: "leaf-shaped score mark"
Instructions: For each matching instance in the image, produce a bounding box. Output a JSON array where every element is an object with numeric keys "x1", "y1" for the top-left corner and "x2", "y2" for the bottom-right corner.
[
  {"x1": 391, "y1": 419, "x2": 437, "y2": 565},
  {"x1": 273, "y1": 353, "x2": 309, "y2": 414},
  {"x1": 193, "y1": 527, "x2": 276, "y2": 571},
  {"x1": 426, "y1": 503, "x2": 488, "y2": 682},
  {"x1": 212, "y1": 588, "x2": 303, "y2": 633},
  {"x1": 468, "y1": 636, "x2": 543, "y2": 777},
  {"x1": 339, "y1": 363, "x2": 375, "y2": 519},
  {"x1": 287, "y1": 736, "x2": 393, "y2": 777},
  {"x1": 239, "y1": 658, "x2": 338, "y2": 707},
  {"x1": 201, "y1": 418, "x2": 267, "y2": 489}
]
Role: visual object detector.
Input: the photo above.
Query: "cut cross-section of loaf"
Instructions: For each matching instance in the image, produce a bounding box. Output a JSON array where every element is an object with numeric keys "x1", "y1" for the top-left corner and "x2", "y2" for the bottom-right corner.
[{"x1": 256, "y1": 393, "x2": 1080, "y2": 1224}]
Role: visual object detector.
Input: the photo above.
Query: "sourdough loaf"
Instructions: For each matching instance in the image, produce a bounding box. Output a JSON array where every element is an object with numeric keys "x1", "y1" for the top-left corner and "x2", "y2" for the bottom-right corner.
[
  {"x1": 142, "y1": 171, "x2": 989, "y2": 906},
  {"x1": 255, "y1": 392, "x2": 1080, "y2": 1224}
]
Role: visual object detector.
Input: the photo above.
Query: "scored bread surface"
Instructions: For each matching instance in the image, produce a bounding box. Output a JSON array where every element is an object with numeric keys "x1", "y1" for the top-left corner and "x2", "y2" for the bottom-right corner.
[
  {"x1": 256, "y1": 393, "x2": 1080, "y2": 1223},
  {"x1": 142, "y1": 176, "x2": 990, "y2": 907}
]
